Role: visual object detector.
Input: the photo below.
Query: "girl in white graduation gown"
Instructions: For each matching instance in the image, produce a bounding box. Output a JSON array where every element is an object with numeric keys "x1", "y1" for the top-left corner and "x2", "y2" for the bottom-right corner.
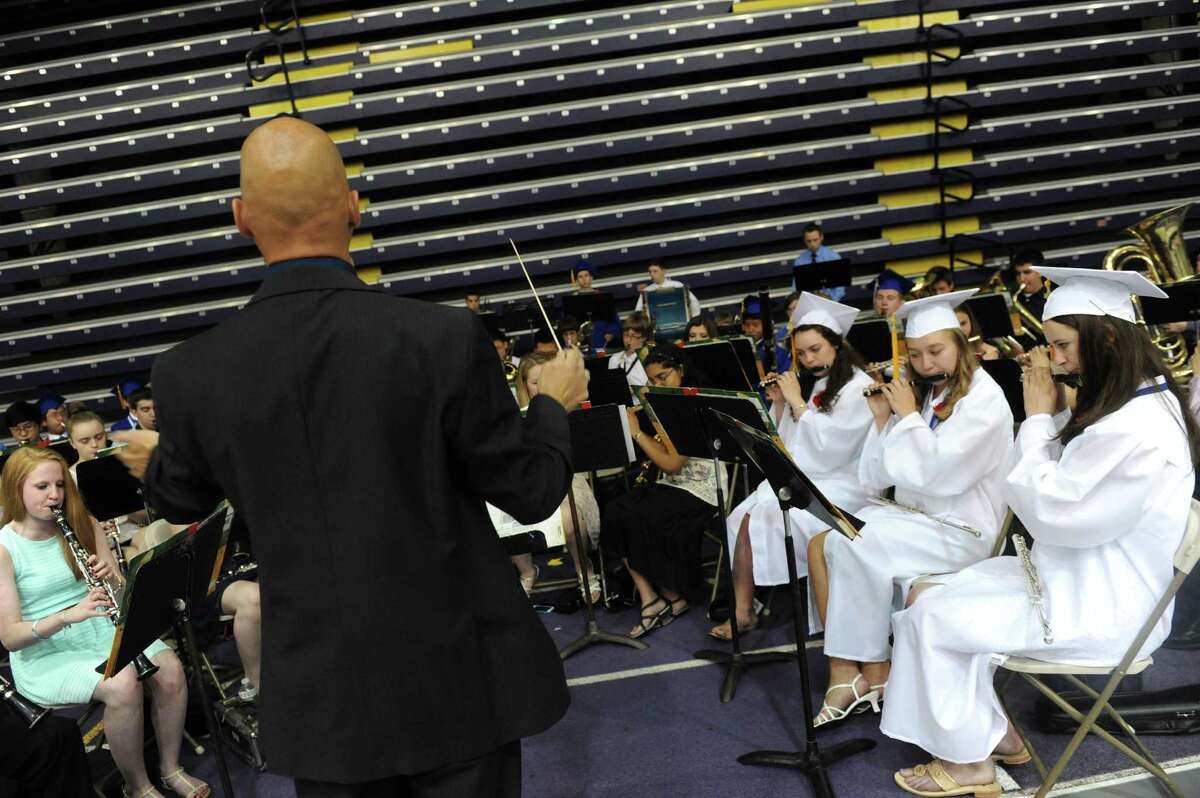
[
  {"x1": 809, "y1": 289, "x2": 1014, "y2": 727},
  {"x1": 709, "y1": 292, "x2": 876, "y2": 639},
  {"x1": 883, "y1": 268, "x2": 1198, "y2": 798}
]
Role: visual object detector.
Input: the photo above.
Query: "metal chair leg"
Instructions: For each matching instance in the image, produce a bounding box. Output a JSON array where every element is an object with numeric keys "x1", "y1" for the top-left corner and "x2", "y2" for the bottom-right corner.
[
  {"x1": 996, "y1": 671, "x2": 1047, "y2": 779},
  {"x1": 1061, "y1": 674, "x2": 1161, "y2": 771}
]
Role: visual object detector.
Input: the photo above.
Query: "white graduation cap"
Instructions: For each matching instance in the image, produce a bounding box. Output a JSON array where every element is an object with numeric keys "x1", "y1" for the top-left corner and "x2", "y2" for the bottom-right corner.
[
  {"x1": 894, "y1": 288, "x2": 979, "y2": 339},
  {"x1": 789, "y1": 291, "x2": 860, "y2": 337},
  {"x1": 1037, "y1": 266, "x2": 1167, "y2": 323}
]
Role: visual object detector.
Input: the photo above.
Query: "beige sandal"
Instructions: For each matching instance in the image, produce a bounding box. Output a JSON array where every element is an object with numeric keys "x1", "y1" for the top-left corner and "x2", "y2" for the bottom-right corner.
[
  {"x1": 813, "y1": 674, "x2": 881, "y2": 729},
  {"x1": 990, "y1": 746, "x2": 1032, "y2": 766},
  {"x1": 160, "y1": 767, "x2": 211, "y2": 798},
  {"x1": 122, "y1": 786, "x2": 159, "y2": 798},
  {"x1": 894, "y1": 759, "x2": 1001, "y2": 798}
]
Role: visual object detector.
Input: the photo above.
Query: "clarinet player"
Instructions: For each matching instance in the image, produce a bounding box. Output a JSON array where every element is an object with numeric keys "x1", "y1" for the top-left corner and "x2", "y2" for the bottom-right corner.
[
  {"x1": 882, "y1": 268, "x2": 1198, "y2": 797},
  {"x1": 112, "y1": 116, "x2": 589, "y2": 798}
]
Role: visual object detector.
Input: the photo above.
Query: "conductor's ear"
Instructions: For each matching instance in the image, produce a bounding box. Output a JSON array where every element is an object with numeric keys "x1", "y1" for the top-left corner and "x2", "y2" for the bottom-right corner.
[
  {"x1": 347, "y1": 189, "x2": 361, "y2": 232},
  {"x1": 232, "y1": 198, "x2": 254, "y2": 241}
]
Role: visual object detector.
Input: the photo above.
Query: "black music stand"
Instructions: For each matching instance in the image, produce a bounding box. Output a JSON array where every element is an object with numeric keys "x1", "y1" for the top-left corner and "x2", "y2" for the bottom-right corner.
[
  {"x1": 585, "y1": 367, "x2": 635, "y2": 407},
  {"x1": 45, "y1": 437, "x2": 79, "y2": 466},
  {"x1": 726, "y1": 337, "x2": 763, "y2": 386},
  {"x1": 965, "y1": 293, "x2": 1016, "y2": 339},
  {"x1": 792, "y1": 256, "x2": 852, "y2": 294},
  {"x1": 1142, "y1": 279, "x2": 1200, "y2": 324},
  {"x1": 562, "y1": 292, "x2": 617, "y2": 328},
  {"x1": 682, "y1": 340, "x2": 756, "y2": 392},
  {"x1": 76, "y1": 447, "x2": 151, "y2": 520},
  {"x1": 707, "y1": 409, "x2": 873, "y2": 797},
  {"x1": 640, "y1": 387, "x2": 791, "y2": 702},
  {"x1": 846, "y1": 318, "x2": 894, "y2": 365},
  {"x1": 560, "y1": 404, "x2": 647, "y2": 659},
  {"x1": 106, "y1": 505, "x2": 237, "y2": 798}
]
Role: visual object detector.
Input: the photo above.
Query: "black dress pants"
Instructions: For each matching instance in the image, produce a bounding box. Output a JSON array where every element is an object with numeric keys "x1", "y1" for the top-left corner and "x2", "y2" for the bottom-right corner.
[
  {"x1": 0, "y1": 712, "x2": 93, "y2": 797},
  {"x1": 293, "y1": 740, "x2": 521, "y2": 798}
]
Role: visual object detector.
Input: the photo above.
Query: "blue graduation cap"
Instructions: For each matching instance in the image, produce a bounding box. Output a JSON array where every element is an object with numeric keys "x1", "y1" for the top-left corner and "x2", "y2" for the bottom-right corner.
[
  {"x1": 572, "y1": 259, "x2": 596, "y2": 277},
  {"x1": 37, "y1": 392, "x2": 66, "y2": 418},
  {"x1": 112, "y1": 379, "x2": 143, "y2": 403},
  {"x1": 873, "y1": 268, "x2": 915, "y2": 294},
  {"x1": 741, "y1": 295, "x2": 765, "y2": 320}
]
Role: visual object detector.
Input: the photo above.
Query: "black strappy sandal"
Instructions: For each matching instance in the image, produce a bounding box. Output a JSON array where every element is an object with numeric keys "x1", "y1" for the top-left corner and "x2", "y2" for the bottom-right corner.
[{"x1": 629, "y1": 596, "x2": 670, "y2": 639}]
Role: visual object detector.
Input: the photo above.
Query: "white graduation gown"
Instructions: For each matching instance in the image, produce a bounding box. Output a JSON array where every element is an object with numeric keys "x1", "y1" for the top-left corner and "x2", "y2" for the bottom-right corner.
[
  {"x1": 881, "y1": 379, "x2": 1194, "y2": 763},
  {"x1": 726, "y1": 369, "x2": 876, "y2": 585},
  {"x1": 821, "y1": 367, "x2": 1014, "y2": 662}
]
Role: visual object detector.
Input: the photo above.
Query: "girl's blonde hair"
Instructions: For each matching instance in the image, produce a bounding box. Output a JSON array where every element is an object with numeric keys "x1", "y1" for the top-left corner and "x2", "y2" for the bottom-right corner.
[
  {"x1": 515, "y1": 351, "x2": 556, "y2": 407},
  {"x1": 0, "y1": 446, "x2": 98, "y2": 580}
]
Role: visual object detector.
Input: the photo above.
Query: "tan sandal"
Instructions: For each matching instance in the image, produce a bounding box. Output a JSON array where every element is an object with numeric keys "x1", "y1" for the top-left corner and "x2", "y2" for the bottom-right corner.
[
  {"x1": 160, "y1": 767, "x2": 211, "y2": 798},
  {"x1": 990, "y1": 746, "x2": 1031, "y2": 766},
  {"x1": 894, "y1": 759, "x2": 1001, "y2": 797},
  {"x1": 122, "y1": 786, "x2": 159, "y2": 798}
]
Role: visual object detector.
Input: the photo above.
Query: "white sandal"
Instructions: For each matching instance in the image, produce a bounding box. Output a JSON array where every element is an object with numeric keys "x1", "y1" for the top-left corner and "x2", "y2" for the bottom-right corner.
[{"x1": 813, "y1": 674, "x2": 881, "y2": 729}]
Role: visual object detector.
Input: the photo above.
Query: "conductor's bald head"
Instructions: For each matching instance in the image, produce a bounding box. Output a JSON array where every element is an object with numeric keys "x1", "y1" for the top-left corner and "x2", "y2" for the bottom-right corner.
[{"x1": 233, "y1": 116, "x2": 360, "y2": 266}]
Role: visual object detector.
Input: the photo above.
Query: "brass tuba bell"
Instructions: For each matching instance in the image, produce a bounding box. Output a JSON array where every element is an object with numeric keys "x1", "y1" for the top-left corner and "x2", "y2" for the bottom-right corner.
[{"x1": 1102, "y1": 203, "x2": 1195, "y2": 384}]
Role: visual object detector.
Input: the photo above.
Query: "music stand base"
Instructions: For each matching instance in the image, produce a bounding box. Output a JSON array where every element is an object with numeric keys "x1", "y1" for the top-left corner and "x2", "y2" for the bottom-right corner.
[
  {"x1": 738, "y1": 738, "x2": 877, "y2": 798},
  {"x1": 692, "y1": 649, "x2": 795, "y2": 703},
  {"x1": 560, "y1": 619, "x2": 648, "y2": 660}
]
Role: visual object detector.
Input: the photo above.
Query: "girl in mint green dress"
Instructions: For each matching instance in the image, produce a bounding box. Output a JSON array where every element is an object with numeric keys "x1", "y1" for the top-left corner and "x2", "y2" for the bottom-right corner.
[{"x1": 0, "y1": 447, "x2": 209, "y2": 798}]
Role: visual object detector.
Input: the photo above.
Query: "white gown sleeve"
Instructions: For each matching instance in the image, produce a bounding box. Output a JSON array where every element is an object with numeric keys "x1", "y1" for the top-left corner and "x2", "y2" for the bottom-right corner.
[
  {"x1": 783, "y1": 390, "x2": 873, "y2": 475},
  {"x1": 1005, "y1": 416, "x2": 1167, "y2": 548},
  {"x1": 857, "y1": 416, "x2": 897, "y2": 492},
  {"x1": 874, "y1": 389, "x2": 1012, "y2": 498},
  {"x1": 688, "y1": 291, "x2": 702, "y2": 318}
]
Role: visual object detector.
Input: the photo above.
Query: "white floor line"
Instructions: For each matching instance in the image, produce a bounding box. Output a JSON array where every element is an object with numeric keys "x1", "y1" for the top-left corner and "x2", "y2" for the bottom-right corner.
[
  {"x1": 1007, "y1": 752, "x2": 1200, "y2": 796},
  {"x1": 566, "y1": 640, "x2": 822, "y2": 687}
]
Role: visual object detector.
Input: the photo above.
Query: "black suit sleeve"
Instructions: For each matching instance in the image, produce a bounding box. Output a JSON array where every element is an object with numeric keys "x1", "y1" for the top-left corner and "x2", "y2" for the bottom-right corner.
[
  {"x1": 447, "y1": 320, "x2": 573, "y2": 524},
  {"x1": 142, "y1": 351, "x2": 224, "y2": 523}
]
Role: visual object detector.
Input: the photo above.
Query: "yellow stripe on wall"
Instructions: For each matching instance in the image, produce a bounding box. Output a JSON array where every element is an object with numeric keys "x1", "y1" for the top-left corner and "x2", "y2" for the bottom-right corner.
[
  {"x1": 860, "y1": 10, "x2": 958, "y2": 31},
  {"x1": 358, "y1": 198, "x2": 370, "y2": 212},
  {"x1": 732, "y1": 0, "x2": 829, "y2": 12},
  {"x1": 886, "y1": 251, "x2": 982, "y2": 276},
  {"x1": 328, "y1": 127, "x2": 359, "y2": 143},
  {"x1": 869, "y1": 81, "x2": 967, "y2": 103},
  {"x1": 864, "y1": 48, "x2": 960, "y2": 67},
  {"x1": 884, "y1": 216, "x2": 979, "y2": 244},
  {"x1": 264, "y1": 43, "x2": 359, "y2": 65},
  {"x1": 259, "y1": 62, "x2": 352, "y2": 87},
  {"x1": 878, "y1": 185, "x2": 972, "y2": 209},
  {"x1": 368, "y1": 39, "x2": 473, "y2": 65},
  {"x1": 248, "y1": 91, "x2": 353, "y2": 118},
  {"x1": 875, "y1": 148, "x2": 973, "y2": 174},
  {"x1": 344, "y1": 162, "x2": 364, "y2": 178},
  {"x1": 871, "y1": 115, "x2": 967, "y2": 139}
]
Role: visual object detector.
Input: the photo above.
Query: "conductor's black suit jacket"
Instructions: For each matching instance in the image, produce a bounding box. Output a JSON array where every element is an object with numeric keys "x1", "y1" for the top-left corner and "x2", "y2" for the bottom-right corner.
[{"x1": 142, "y1": 259, "x2": 572, "y2": 783}]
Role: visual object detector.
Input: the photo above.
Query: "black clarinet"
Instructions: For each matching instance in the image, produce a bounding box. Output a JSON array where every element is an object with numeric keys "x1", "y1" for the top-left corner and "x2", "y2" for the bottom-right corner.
[
  {"x1": 862, "y1": 373, "x2": 952, "y2": 396},
  {"x1": 0, "y1": 673, "x2": 48, "y2": 728},
  {"x1": 51, "y1": 508, "x2": 159, "y2": 681}
]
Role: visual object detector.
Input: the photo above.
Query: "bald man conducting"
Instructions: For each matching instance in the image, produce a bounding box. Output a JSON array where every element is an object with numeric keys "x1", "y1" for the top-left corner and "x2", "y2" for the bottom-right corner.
[{"x1": 114, "y1": 116, "x2": 588, "y2": 797}]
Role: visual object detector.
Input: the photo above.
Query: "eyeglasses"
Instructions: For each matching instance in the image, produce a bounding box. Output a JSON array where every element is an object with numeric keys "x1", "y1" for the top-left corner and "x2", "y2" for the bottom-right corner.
[
  {"x1": 649, "y1": 367, "x2": 677, "y2": 385},
  {"x1": 623, "y1": 330, "x2": 646, "y2": 340},
  {"x1": 11, "y1": 422, "x2": 38, "y2": 435}
]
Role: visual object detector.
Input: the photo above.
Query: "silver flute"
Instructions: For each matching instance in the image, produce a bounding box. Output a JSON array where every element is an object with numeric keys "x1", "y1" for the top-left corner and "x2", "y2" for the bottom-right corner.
[
  {"x1": 51, "y1": 507, "x2": 159, "y2": 681},
  {"x1": 1013, "y1": 533, "x2": 1054, "y2": 645},
  {"x1": 865, "y1": 495, "x2": 982, "y2": 538}
]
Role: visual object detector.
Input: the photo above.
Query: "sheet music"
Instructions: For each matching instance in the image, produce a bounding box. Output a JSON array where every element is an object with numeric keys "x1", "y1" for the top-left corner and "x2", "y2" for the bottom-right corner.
[{"x1": 487, "y1": 503, "x2": 565, "y2": 549}]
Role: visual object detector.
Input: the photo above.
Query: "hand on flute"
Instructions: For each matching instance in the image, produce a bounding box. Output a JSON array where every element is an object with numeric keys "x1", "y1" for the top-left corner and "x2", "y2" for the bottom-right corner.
[
  {"x1": 881, "y1": 377, "x2": 918, "y2": 419},
  {"x1": 1021, "y1": 347, "x2": 1058, "y2": 417}
]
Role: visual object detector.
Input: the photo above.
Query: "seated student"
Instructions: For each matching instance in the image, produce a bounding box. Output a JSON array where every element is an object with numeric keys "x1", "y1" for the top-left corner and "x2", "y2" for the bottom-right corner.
[
  {"x1": 609, "y1": 312, "x2": 651, "y2": 389},
  {"x1": 570, "y1": 260, "x2": 621, "y2": 352},
  {"x1": 883, "y1": 269, "x2": 1197, "y2": 797},
  {"x1": 110, "y1": 387, "x2": 155, "y2": 433},
  {"x1": 0, "y1": 447, "x2": 209, "y2": 798},
  {"x1": 510, "y1": 353, "x2": 602, "y2": 602},
  {"x1": 685, "y1": 315, "x2": 718, "y2": 343},
  {"x1": 806, "y1": 289, "x2": 1014, "y2": 728},
  {"x1": 463, "y1": 288, "x2": 482, "y2": 314},
  {"x1": 954, "y1": 303, "x2": 1001, "y2": 361},
  {"x1": 37, "y1": 394, "x2": 67, "y2": 441},
  {"x1": 710, "y1": 294, "x2": 876, "y2": 640},
  {"x1": 739, "y1": 295, "x2": 792, "y2": 373},
  {"x1": 5, "y1": 402, "x2": 44, "y2": 448},
  {"x1": 557, "y1": 316, "x2": 581, "y2": 350},
  {"x1": 792, "y1": 223, "x2": 845, "y2": 301},
  {"x1": 872, "y1": 269, "x2": 914, "y2": 320},
  {"x1": 920, "y1": 266, "x2": 955, "y2": 296},
  {"x1": 634, "y1": 260, "x2": 702, "y2": 319},
  {"x1": 531, "y1": 327, "x2": 559, "y2": 356},
  {"x1": 600, "y1": 348, "x2": 726, "y2": 638}
]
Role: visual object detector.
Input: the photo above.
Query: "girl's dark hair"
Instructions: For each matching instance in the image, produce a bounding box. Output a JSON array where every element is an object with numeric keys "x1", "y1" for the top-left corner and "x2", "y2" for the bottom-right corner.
[
  {"x1": 643, "y1": 345, "x2": 687, "y2": 375},
  {"x1": 685, "y1": 315, "x2": 718, "y2": 339},
  {"x1": 1052, "y1": 314, "x2": 1199, "y2": 463},
  {"x1": 792, "y1": 325, "x2": 867, "y2": 413}
]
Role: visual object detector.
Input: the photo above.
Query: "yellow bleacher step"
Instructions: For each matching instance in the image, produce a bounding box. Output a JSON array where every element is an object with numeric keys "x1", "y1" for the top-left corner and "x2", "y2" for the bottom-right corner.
[
  {"x1": 248, "y1": 91, "x2": 353, "y2": 119},
  {"x1": 871, "y1": 115, "x2": 967, "y2": 139},
  {"x1": 350, "y1": 233, "x2": 373, "y2": 251},
  {"x1": 879, "y1": 185, "x2": 972, "y2": 209},
  {"x1": 864, "y1": 48, "x2": 960, "y2": 67},
  {"x1": 358, "y1": 198, "x2": 370, "y2": 212},
  {"x1": 732, "y1": 0, "x2": 828, "y2": 12},
  {"x1": 264, "y1": 42, "x2": 359, "y2": 65},
  {"x1": 357, "y1": 266, "x2": 381, "y2": 285},
  {"x1": 344, "y1": 162, "x2": 364, "y2": 178},
  {"x1": 875, "y1": 148, "x2": 973, "y2": 174},
  {"x1": 884, "y1": 216, "x2": 979, "y2": 244},
  {"x1": 886, "y1": 251, "x2": 982, "y2": 276},
  {"x1": 861, "y1": 11, "x2": 958, "y2": 31},
  {"x1": 259, "y1": 10, "x2": 351, "y2": 32},
  {"x1": 869, "y1": 81, "x2": 967, "y2": 103},
  {"x1": 328, "y1": 127, "x2": 359, "y2": 143},
  {"x1": 368, "y1": 39, "x2": 474, "y2": 65},
  {"x1": 259, "y1": 62, "x2": 352, "y2": 87}
]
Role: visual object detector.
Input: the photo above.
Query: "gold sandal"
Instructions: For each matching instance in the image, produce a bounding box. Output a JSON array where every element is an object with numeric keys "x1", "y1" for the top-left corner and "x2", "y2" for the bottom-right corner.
[
  {"x1": 160, "y1": 767, "x2": 211, "y2": 798},
  {"x1": 894, "y1": 759, "x2": 1001, "y2": 798}
]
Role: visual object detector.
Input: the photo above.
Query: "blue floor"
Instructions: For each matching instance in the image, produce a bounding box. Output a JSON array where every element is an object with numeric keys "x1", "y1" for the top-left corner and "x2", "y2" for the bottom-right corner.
[{"x1": 178, "y1": 597, "x2": 1200, "y2": 798}]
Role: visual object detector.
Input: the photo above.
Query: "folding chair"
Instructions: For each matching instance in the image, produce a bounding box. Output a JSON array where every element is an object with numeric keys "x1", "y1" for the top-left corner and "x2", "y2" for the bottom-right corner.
[{"x1": 997, "y1": 498, "x2": 1200, "y2": 798}]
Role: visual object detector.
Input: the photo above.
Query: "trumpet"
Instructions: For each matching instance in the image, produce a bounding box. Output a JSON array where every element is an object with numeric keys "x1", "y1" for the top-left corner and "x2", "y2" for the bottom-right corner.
[
  {"x1": 52, "y1": 508, "x2": 159, "y2": 681},
  {"x1": 862, "y1": 373, "x2": 951, "y2": 397},
  {"x1": 0, "y1": 673, "x2": 48, "y2": 728}
]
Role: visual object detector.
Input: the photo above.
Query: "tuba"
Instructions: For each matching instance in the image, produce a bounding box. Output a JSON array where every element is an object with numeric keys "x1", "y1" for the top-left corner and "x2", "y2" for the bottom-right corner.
[{"x1": 1102, "y1": 203, "x2": 1195, "y2": 384}]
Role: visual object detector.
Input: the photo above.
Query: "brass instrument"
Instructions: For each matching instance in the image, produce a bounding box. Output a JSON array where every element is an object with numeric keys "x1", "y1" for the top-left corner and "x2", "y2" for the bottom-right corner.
[
  {"x1": 862, "y1": 372, "x2": 951, "y2": 397},
  {"x1": 503, "y1": 360, "x2": 519, "y2": 384},
  {"x1": 1103, "y1": 203, "x2": 1195, "y2": 383},
  {"x1": 0, "y1": 673, "x2": 48, "y2": 728},
  {"x1": 52, "y1": 507, "x2": 159, "y2": 681},
  {"x1": 1013, "y1": 534, "x2": 1053, "y2": 645}
]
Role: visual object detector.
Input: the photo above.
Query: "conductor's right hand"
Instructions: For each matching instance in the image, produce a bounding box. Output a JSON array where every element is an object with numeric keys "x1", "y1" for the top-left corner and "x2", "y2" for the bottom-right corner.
[{"x1": 537, "y1": 348, "x2": 589, "y2": 411}]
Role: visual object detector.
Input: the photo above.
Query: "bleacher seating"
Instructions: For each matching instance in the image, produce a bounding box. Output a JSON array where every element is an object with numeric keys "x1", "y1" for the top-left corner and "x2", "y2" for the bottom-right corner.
[{"x1": 0, "y1": 0, "x2": 1196, "y2": 425}]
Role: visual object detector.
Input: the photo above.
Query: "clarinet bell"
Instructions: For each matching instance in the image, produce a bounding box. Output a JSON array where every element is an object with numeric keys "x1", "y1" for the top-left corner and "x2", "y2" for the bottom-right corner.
[
  {"x1": 0, "y1": 677, "x2": 49, "y2": 728},
  {"x1": 132, "y1": 654, "x2": 160, "y2": 681}
]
